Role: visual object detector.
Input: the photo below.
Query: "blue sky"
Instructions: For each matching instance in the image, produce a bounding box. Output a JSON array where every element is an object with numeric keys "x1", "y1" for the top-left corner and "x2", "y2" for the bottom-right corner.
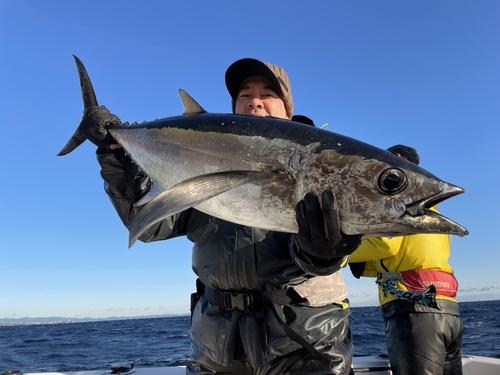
[{"x1": 1, "y1": 1, "x2": 499, "y2": 319}]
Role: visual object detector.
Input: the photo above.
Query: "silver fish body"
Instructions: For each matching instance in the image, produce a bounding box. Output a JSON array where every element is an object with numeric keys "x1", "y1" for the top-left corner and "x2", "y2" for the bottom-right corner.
[
  {"x1": 58, "y1": 56, "x2": 468, "y2": 247},
  {"x1": 107, "y1": 113, "x2": 467, "y2": 246}
]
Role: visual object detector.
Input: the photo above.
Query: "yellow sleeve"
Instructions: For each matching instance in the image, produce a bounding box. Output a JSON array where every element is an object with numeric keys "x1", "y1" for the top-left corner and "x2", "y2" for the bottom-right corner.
[
  {"x1": 362, "y1": 260, "x2": 378, "y2": 278},
  {"x1": 349, "y1": 236, "x2": 404, "y2": 263}
]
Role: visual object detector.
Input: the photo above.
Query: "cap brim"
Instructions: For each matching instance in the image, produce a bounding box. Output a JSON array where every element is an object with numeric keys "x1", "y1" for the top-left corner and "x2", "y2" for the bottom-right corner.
[{"x1": 225, "y1": 58, "x2": 283, "y2": 100}]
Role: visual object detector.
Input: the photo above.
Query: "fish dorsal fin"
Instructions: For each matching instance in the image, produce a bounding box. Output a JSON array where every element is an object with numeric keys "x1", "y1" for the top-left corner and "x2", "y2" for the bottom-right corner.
[{"x1": 178, "y1": 89, "x2": 207, "y2": 115}]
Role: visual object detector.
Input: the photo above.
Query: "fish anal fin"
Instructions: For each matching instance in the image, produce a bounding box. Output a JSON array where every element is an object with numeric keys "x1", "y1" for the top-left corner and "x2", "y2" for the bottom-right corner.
[{"x1": 134, "y1": 182, "x2": 163, "y2": 207}]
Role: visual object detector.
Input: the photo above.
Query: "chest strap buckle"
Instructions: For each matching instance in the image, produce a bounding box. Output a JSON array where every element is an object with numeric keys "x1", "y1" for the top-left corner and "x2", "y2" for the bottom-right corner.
[{"x1": 224, "y1": 292, "x2": 253, "y2": 310}]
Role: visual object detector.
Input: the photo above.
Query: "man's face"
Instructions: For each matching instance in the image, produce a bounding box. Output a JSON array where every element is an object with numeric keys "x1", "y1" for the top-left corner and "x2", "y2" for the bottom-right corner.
[{"x1": 234, "y1": 76, "x2": 289, "y2": 119}]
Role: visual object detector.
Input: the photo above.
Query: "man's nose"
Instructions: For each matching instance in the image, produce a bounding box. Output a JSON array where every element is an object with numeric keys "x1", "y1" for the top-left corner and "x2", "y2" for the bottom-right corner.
[{"x1": 248, "y1": 97, "x2": 263, "y2": 108}]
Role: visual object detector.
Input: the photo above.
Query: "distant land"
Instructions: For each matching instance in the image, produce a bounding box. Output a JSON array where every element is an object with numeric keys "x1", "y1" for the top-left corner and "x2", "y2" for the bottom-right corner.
[
  {"x1": 0, "y1": 313, "x2": 190, "y2": 326},
  {"x1": 2, "y1": 299, "x2": 498, "y2": 326}
]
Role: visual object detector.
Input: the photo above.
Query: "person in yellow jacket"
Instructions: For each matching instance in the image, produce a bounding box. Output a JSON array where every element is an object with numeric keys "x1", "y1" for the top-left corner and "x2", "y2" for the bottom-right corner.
[{"x1": 349, "y1": 144, "x2": 464, "y2": 375}]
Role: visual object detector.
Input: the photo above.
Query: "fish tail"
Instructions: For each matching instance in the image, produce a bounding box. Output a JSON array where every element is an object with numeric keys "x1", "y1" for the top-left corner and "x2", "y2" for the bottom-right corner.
[{"x1": 57, "y1": 55, "x2": 100, "y2": 156}]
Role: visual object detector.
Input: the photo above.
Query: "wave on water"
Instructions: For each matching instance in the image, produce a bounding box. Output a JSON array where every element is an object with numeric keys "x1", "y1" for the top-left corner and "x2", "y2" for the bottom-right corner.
[{"x1": 0, "y1": 301, "x2": 498, "y2": 372}]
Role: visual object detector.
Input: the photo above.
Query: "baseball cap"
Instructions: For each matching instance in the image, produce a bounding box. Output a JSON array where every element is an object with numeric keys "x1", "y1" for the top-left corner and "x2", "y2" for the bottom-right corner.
[{"x1": 225, "y1": 58, "x2": 293, "y2": 117}]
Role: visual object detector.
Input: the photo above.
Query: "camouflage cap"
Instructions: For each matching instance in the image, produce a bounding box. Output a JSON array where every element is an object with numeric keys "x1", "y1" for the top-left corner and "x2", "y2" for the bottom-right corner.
[
  {"x1": 387, "y1": 144, "x2": 421, "y2": 165},
  {"x1": 225, "y1": 58, "x2": 293, "y2": 118}
]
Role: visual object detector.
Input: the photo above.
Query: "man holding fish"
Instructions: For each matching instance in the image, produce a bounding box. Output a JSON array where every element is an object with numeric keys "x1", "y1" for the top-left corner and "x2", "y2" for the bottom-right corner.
[
  {"x1": 86, "y1": 58, "x2": 358, "y2": 374},
  {"x1": 59, "y1": 55, "x2": 468, "y2": 374}
]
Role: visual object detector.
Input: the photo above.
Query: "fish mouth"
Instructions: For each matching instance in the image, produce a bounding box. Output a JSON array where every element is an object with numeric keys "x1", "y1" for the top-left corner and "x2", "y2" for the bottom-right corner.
[
  {"x1": 406, "y1": 184, "x2": 464, "y2": 216},
  {"x1": 401, "y1": 183, "x2": 469, "y2": 237}
]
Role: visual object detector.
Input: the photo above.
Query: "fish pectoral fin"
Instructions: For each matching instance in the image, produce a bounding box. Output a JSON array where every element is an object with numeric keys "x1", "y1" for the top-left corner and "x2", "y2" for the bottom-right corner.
[{"x1": 128, "y1": 170, "x2": 287, "y2": 247}]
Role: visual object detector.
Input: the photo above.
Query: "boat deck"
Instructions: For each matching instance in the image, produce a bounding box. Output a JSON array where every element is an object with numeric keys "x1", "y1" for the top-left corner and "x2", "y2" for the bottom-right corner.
[{"x1": 18, "y1": 354, "x2": 500, "y2": 375}]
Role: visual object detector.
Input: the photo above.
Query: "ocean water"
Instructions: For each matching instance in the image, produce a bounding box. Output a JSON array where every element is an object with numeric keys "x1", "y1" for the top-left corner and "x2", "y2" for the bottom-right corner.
[{"x1": 1, "y1": 300, "x2": 499, "y2": 373}]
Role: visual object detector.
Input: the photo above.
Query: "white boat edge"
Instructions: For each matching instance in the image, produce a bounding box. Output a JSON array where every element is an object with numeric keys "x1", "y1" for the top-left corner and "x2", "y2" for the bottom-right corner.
[{"x1": 18, "y1": 354, "x2": 500, "y2": 375}]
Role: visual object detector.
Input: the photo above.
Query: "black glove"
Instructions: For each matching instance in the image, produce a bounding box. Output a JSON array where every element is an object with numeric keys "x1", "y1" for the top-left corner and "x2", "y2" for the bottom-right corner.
[
  {"x1": 349, "y1": 262, "x2": 366, "y2": 279},
  {"x1": 80, "y1": 105, "x2": 122, "y2": 150},
  {"x1": 295, "y1": 190, "x2": 362, "y2": 259}
]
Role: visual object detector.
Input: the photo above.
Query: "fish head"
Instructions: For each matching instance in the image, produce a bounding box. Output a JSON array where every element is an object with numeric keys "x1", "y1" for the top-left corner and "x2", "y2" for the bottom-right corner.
[{"x1": 299, "y1": 149, "x2": 468, "y2": 238}]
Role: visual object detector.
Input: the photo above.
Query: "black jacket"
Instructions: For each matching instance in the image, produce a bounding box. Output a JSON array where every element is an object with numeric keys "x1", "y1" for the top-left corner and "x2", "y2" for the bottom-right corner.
[{"x1": 97, "y1": 149, "x2": 351, "y2": 367}]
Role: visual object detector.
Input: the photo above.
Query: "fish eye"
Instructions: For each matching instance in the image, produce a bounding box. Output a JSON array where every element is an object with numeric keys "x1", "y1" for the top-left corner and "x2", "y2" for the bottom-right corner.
[{"x1": 378, "y1": 168, "x2": 407, "y2": 194}]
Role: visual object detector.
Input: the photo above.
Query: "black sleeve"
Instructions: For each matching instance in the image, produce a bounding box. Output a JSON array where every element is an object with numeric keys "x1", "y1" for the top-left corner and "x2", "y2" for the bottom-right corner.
[{"x1": 96, "y1": 148, "x2": 190, "y2": 242}]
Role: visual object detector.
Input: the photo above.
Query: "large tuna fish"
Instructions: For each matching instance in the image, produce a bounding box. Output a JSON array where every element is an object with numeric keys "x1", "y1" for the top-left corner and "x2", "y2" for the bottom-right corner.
[{"x1": 59, "y1": 56, "x2": 468, "y2": 247}]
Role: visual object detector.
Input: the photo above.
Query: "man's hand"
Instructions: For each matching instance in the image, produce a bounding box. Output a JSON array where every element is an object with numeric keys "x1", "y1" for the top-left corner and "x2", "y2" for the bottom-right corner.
[
  {"x1": 81, "y1": 105, "x2": 121, "y2": 150},
  {"x1": 295, "y1": 190, "x2": 362, "y2": 259}
]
